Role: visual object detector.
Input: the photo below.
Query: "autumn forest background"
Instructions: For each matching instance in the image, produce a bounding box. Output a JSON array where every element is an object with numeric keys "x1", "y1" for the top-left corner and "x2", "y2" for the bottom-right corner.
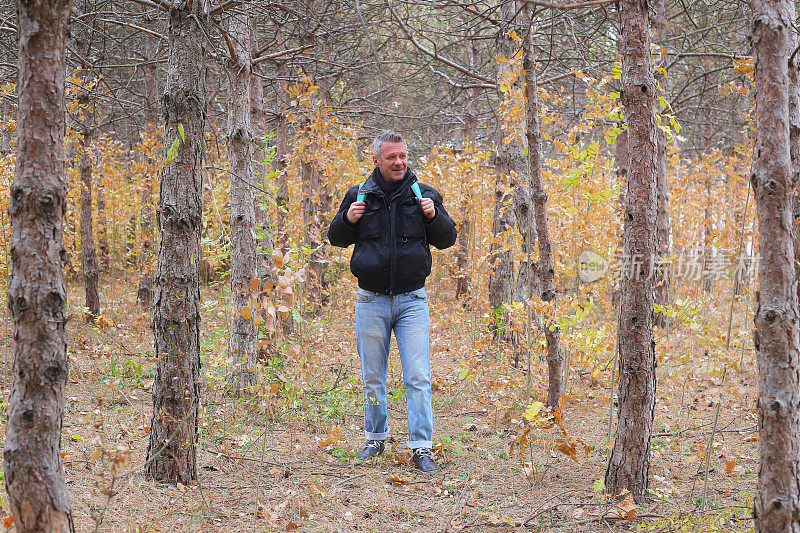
[{"x1": 0, "y1": 0, "x2": 784, "y2": 531}]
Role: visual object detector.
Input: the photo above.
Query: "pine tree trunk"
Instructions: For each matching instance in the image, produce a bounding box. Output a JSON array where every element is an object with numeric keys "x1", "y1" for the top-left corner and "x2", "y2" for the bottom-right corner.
[
  {"x1": 5, "y1": 0, "x2": 75, "y2": 529},
  {"x1": 226, "y1": 10, "x2": 258, "y2": 392},
  {"x1": 302, "y1": 140, "x2": 326, "y2": 314},
  {"x1": 605, "y1": 0, "x2": 658, "y2": 503},
  {"x1": 455, "y1": 36, "x2": 478, "y2": 302},
  {"x1": 523, "y1": 3, "x2": 563, "y2": 408},
  {"x1": 274, "y1": 25, "x2": 290, "y2": 253},
  {"x1": 79, "y1": 123, "x2": 100, "y2": 321},
  {"x1": 145, "y1": 0, "x2": 207, "y2": 484},
  {"x1": 751, "y1": 0, "x2": 800, "y2": 530},
  {"x1": 612, "y1": 128, "x2": 628, "y2": 309},
  {"x1": 251, "y1": 35, "x2": 273, "y2": 279},
  {"x1": 652, "y1": 0, "x2": 671, "y2": 325},
  {"x1": 489, "y1": 2, "x2": 522, "y2": 314},
  {"x1": 96, "y1": 182, "x2": 109, "y2": 272},
  {"x1": 791, "y1": 48, "x2": 800, "y2": 307}
]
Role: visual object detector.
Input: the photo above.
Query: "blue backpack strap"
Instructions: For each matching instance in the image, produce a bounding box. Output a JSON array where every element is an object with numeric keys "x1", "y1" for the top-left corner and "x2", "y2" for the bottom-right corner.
[
  {"x1": 411, "y1": 182, "x2": 423, "y2": 203},
  {"x1": 358, "y1": 181, "x2": 423, "y2": 202}
]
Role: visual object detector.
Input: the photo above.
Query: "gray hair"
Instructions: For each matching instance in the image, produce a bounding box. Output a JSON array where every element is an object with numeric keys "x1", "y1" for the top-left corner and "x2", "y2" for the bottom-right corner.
[{"x1": 372, "y1": 131, "x2": 405, "y2": 158}]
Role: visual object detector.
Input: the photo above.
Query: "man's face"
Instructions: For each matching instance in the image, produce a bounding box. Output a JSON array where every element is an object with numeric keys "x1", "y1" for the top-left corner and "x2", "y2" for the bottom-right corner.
[{"x1": 373, "y1": 141, "x2": 408, "y2": 183}]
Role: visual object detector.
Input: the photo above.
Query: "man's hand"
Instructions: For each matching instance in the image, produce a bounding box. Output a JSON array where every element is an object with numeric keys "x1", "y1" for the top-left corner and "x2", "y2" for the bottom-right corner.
[
  {"x1": 420, "y1": 198, "x2": 435, "y2": 219},
  {"x1": 347, "y1": 201, "x2": 366, "y2": 223}
]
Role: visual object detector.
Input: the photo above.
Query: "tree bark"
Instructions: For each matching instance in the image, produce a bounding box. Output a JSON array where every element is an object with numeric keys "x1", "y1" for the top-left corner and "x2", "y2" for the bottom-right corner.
[
  {"x1": 489, "y1": 1, "x2": 521, "y2": 314},
  {"x1": 651, "y1": 0, "x2": 671, "y2": 325},
  {"x1": 5, "y1": 0, "x2": 75, "y2": 530},
  {"x1": 226, "y1": 10, "x2": 258, "y2": 392},
  {"x1": 274, "y1": 24, "x2": 290, "y2": 253},
  {"x1": 789, "y1": 51, "x2": 800, "y2": 306},
  {"x1": 612, "y1": 127, "x2": 628, "y2": 309},
  {"x1": 302, "y1": 138, "x2": 326, "y2": 314},
  {"x1": 96, "y1": 181, "x2": 109, "y2": 272},
  {"x1": 605, "y1": 0, "x2": 658, "y2": 503},
  {"x1": 79, "y1": 123, "x2": 100, "y2": 321},
  {"x1": 455, "y1": 35, "x2": 478, "y2": 302},
  {"x1": 751, "y1": 0, "x2": 800, "y2": 530},
  {"x1": 251, "y1": 31, "x2": 273, "y2": 280},
  {"x1": 145, "y1": 0, "x2": 207, "y2": 484},
  {"x1": 523, "y1": 3, "x2": 563, "y2": 408}
]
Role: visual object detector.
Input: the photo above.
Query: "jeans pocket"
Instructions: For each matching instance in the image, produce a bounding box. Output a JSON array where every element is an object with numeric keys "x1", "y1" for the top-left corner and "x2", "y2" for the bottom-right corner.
[
  {"x1": 356, "y1": 290, "x2": 376, "y2": 303},
  {"x1": 408, "y1": 289, "x2": 427, "y2": 301}
]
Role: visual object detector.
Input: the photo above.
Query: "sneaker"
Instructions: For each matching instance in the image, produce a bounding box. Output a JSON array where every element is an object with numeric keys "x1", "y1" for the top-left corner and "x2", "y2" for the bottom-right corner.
[
  {"x1": 356, "y1": 439, "x2": 385, "y2": 461},
  {"x1": 411, "y1": 448, "x2": 439, "y2": 472}
]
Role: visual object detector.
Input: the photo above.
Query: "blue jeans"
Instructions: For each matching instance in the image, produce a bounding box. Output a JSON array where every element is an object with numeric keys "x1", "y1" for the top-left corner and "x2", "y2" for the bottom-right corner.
[{"x1": 355, "y1": 287, "x2": 433, "y2": 449}]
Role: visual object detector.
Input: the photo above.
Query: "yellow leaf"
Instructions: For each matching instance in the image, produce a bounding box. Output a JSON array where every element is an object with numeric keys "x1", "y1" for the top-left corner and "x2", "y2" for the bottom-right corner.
[
  {"x1": 240, "y1": 306, "x2": 252, "y2": 320},
  {"x1": 522, "y1": 402, "x2": 543, "y2": 422}
]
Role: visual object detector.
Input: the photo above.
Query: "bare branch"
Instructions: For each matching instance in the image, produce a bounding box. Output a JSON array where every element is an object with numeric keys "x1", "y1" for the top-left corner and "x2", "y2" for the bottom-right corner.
[
  {"x1": 99, "y1": 19, "x2": 166, "y2": 40},
  {"x1": 252, "y1": 44, "x2": 315, "y2": 65},
  {"x1": 522, "y1": 0, "x2": 617, "y2": 8},
  {"x1": 387, "y1": 2, "x2": 495, "y2": 85},
  {"x1": 209, "y1": 0, "x2": 242, "y2": 19},
  {"x1": 128, "y1": 0, "x2": 173, "y2": 14}
]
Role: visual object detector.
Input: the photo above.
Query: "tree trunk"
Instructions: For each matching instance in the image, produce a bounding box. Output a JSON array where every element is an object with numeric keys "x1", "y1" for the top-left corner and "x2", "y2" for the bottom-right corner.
[
  {"x1": 145, "y1": 0, "x2": 207, "y2": 484},
  {"x1": 79, "y1": 123, "x2": 100, "y2": 321},
  {"x1": 274, "y1": 24, "x2": 290, "y2": 253},
  {"x1": 751, "y1": 0, "x2": 800, "y2": 530},
  {"x1": 792, "y1": 49, "x2": 800, "y2": 307},
  {"x1": 455, "y1": 35, "x2": 479, "y2": 302},
  {"x1": 96, "y1": 181, "x2": 109, "y2": 272},
  {"x1": 612, "y1": 127, "x2": 628, "y2": 309},
  {"x1": 226, "y1": 10, "x2": 258, "y2": 393},
  {"x1": 702, "y1": 180, "x2": 714, "y2": 292},
  {"x1": 605, "y1": 0, "x2": 658, "y2": 503},
  {"x1": 489, "y1": 2, "x2": 521, "y2": 315},
  {"x1": 523, "y1": 3, "x2": 563, "y2": 408},
  {"x1": 5, "y1": 0, "x2": 75, "y2": 530},
  {"x1": 302, "y1": 146, "x2": 325, "y2": 314},
  {"x1": 251, "y1": 32, "x2": 273, "y2": 280},
  {"x1": 651, "y1": 0, "x2": 671, "y2": 325}
]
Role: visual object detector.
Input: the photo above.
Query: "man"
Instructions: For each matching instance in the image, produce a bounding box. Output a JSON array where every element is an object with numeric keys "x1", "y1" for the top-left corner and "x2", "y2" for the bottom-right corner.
[{"x1": 328, "y1": 131, "x2": 457, "y2": 472}]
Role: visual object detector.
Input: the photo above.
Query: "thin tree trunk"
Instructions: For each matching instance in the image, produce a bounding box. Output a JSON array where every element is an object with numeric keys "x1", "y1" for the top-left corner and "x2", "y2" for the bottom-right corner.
[
  {"x1": 79, "y1": 123, "x2": 100, "y2": 321},
  {"x1": 523, "y1": 3, "x2": 562, "y2": 408},
  {"x1": 702, "y1": 180, "x2": 713, "y2": 292},
  {"x1": 302, "y1": 147, "x2": 325, "y2": 313},
  {"x1": 489, "y1": 2, "x2": 521, "y2": 314},
  {"x1": 5, "y1": 0, "x2": 75, "y2": 529},
  {"x1": 251, "y1": 32, "x2": 273, "y2": 280},
  {"x1": 274, "y1": 24, "x2": 290, "y2": 253},
  {"x1": 605, "y1": 0, "x2": 658, "y2": 503},
  {"x1": 145, "y1": 0, "x2": 207, "y2": 484},
  {"x1": 751, "y1": 0, "x2": 800, "y2": 530},
  {"x1": 455, "y1": 35, "x2": 478, "y2": 302},
  {"x1": 96, "y1": 182, "x2": 109, "y2": 272},
  {"x1": 651, "y1": 0, "x2": 670, "y2": 325},
  {"x1": 226, "y1": 10, "x2": 258, "y2": 392}
]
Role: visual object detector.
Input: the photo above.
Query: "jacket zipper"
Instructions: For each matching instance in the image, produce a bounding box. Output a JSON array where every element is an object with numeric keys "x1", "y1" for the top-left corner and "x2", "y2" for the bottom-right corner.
[{"x1": 388, "y1": 193, "x2": 396, "y2": 295}]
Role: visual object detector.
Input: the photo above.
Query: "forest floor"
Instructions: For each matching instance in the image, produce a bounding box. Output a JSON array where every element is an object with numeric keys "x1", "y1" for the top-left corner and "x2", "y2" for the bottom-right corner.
[{"x1": 0, "y1": 273, "x2": 758, "y2": 532}]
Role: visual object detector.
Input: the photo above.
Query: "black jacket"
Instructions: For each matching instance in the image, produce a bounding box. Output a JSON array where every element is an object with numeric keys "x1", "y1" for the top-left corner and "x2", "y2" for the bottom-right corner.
[{"x1": 328, "y1": 168, "x2": 457, "y2": 295}]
